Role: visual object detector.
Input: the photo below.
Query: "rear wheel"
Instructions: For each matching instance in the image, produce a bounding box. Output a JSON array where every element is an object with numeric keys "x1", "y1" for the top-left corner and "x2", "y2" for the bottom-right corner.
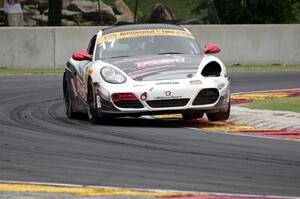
[
  {"x1": 182, "y1": 112, "x2": 204, "y2": 120},
  {"x1": 207, "y1": 102, "x2": 231, "y2": 121},
  {"x1": 63, "y1": 75, "x2": 77, "y2": 118},
  {"x1": 87, "y1": 79, "x2": 101, "y2": 123}
]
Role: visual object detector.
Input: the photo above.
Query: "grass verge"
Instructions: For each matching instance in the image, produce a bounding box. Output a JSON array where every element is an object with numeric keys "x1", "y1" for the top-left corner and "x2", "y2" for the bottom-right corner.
[
  {"x1": 1, "y1": 66, "x2": 300, "y2": 113},
  {"x1": 0, "y1": 67, "x2": 64, "y2": 74},
  {"x1": 242, "y1": 96, "x2": 300, "y2": 113},
  {"x1": 0, "y1": 65, "x2": 300, "y2": 75},
  {"x1": 227, "y1": 65, "x2": 300, "y2": 72}
]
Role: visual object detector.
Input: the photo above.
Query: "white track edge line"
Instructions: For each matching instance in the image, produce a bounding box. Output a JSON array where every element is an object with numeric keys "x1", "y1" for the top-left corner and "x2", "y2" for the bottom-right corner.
[{"x1": 0, "y1": 180, "x2": 299, "y2": 198}]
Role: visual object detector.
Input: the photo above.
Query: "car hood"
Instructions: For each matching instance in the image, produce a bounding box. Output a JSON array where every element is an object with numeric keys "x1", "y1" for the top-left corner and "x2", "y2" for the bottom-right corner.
[{"x1": 104, "y1": 54, "x2": 204, "y2": 81}]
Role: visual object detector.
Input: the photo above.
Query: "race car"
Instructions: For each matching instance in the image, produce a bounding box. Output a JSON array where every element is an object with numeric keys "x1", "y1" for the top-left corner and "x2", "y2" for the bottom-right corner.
[{"x1": 63, "y1": 24, "x2": 230, "y2": 123}]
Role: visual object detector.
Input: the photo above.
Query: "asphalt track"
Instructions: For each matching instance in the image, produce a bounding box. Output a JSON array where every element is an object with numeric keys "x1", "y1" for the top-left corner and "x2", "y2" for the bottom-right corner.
[{"x1": 0, "y1": 71, "x2": 300, "y2": 196}]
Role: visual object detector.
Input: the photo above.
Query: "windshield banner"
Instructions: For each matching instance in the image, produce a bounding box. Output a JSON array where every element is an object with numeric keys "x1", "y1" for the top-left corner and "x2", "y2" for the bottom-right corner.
[{"x1": 97, "y1": 29, "x2": 194, "y2": 45}]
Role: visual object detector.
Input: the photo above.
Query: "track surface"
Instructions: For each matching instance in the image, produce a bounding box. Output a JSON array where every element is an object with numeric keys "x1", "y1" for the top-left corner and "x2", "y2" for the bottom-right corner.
[{"x1": 0, "y1": 71, "x2": 300, "y2": 196}]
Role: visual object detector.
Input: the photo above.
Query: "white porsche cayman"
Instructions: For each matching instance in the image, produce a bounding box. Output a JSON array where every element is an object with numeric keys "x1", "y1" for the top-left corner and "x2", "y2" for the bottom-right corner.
[{"x1": 63, "y1": 24, "x2": 230, "y2": 123}]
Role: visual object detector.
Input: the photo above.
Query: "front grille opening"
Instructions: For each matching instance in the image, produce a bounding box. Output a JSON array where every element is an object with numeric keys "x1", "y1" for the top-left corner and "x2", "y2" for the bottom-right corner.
[
  {"x1": 114, "y1": 100, "x2": 144, "y2": 108},
  {"x1": 146, "y1": 99, "x2": 190, "y2": 108},
  {"x1": 201, "y1": 61, "x2": 222, "y2": 77},
  {"x1": 193, "y1": 89, "x2": 219, "y2": 105}
]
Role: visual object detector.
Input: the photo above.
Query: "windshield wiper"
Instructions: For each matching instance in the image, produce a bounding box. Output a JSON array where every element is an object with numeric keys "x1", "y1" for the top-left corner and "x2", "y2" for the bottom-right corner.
[
  {"x1": 106, "y1": 55, "x2": 131, "y2": 59},
  {"x1": 157, "y1": 52, "x2": 185, "y2": 55}
]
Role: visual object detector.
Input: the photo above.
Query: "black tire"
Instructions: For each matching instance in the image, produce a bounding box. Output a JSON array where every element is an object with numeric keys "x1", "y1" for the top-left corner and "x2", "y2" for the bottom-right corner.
[
  {"x1": 63, "y1": 75, "x2": 77, "y2": 119},
  {"x1": 182, "y1": 112, "x2": 204, "y2": 120},
  {"x1": 207, "y1": 102, "x2": 231, "y2": 121},
  {"x1": 87, "y1": 79, "x2": 101, "y2": 124}
]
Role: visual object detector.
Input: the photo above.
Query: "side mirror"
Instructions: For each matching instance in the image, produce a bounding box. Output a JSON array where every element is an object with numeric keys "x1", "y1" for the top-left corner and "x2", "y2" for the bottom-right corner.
[
  {"x1": 72, "y1": 49, "x2": 92, "y2": 61},
  {"x1": 203, "y1": 43, "x2": 221, "y2": 54}
]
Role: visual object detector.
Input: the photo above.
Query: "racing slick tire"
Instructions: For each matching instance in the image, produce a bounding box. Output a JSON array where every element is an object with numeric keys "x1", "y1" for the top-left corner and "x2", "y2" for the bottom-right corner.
[
  {"x1": 87, "y1": 79, "x2": 102, "y2": 124},
  {"x1": 63, "y1": 74, "x2": 77, "y2": 119},
  {"x1": 182, "y1": 112, "x2": 204, "y2": 120},
  {"x1": 207, "y1": 102, "x2": 231, "y2": 121}
]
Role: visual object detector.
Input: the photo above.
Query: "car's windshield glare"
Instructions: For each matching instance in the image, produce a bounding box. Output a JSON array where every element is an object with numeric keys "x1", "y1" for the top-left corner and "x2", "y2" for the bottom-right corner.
[{"x1": 95, "y1": 36, "x2": 202, "y2": 60}]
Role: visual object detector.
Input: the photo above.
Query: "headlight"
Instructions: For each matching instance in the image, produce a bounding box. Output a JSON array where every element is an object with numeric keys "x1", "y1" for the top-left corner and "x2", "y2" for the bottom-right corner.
[{"x1": 101, "y1": 66, "x2": 126, "y2": 84}]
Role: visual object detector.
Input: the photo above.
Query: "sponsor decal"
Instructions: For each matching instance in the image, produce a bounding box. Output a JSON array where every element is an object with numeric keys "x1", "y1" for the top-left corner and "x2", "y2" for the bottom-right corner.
[
  {"x1": 189, "y1": 80, "x2": 202, "y2": 85},
  {"x1": 140, "y1": 92, "x2": 148, "y2": 101},
  {"x1": 97, "y1": 29, "x2": 194, "y2": 45},
  {"x1": 101, "y1": 34, "x2": 118, "y2": 43},
  {"x1": 154, "y1": 96, "x2": 182, "y2": 100},
  {"x1": 136, "y1": 57, "x2": 185, "y2": 68},
  {"x1": 156, "y1": 81, "x2": 179, "y2": 85},
  {"x1": 133, "y1": 84, "x2": 147, "y2": 87},
  {"x1": 164, "y1": 91, "x2": 172, "y2": 96},
  {"x1": 154, "y1": 91, "x2": 182, "y2": 100}
]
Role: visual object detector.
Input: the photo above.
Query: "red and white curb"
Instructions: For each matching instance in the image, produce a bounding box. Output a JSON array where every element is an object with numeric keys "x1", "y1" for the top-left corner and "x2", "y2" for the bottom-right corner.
[
  {"x1": 0, "y1": 181, "x2": 298, "y2": 199},
  {"x1": 156, "y1": 89, "x2": 300, "y2": 142}
]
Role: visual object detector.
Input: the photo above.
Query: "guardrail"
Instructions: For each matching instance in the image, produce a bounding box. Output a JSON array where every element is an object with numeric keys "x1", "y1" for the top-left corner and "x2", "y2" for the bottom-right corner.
[{"x1": 0, "y1": 25, "x2": 299, "y2": 68}]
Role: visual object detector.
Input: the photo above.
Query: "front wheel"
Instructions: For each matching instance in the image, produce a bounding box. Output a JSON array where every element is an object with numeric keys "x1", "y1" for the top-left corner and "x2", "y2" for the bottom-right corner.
[
  {"x1": 207, "y1": 102, "x2": 231, "y2": 121},
  {"x1": 87, "y1": 79, "x2": 101, "y2": 124}
]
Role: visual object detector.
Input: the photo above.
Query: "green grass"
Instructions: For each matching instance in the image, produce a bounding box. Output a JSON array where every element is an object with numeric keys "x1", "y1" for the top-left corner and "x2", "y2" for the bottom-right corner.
[
  {"x1": 0, "y1": 65, "x2": 300, "y2": 75},
  {"x1": 0, "y1": 67, "x2": 64, "y2": 74},
  {"x1": 242, "y1": 97, "x2": 300, "y2": 113},
  {"x1": 227, "y1": 65, "x2": 300, "y2": 72}
]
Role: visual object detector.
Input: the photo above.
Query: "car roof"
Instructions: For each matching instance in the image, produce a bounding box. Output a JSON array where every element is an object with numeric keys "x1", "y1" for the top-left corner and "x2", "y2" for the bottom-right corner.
[{"x1": 102, "y1": 24, "x2": 185, "y2": 35}]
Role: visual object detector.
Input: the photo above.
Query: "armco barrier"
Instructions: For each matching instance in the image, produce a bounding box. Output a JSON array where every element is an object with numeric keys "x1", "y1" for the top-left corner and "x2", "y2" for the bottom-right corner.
[{"x1": 0, "y1": 25, "x2": 299, "y2": 68}]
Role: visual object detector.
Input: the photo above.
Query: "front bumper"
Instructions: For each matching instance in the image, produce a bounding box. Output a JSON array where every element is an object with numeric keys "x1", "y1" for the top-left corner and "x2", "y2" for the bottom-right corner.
[{"x1": 95, "y1": 78, "x2": 230, "y2": 117}]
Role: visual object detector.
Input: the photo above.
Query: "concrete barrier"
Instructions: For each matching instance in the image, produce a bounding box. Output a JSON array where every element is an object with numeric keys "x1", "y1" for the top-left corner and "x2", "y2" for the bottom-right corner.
[
  {"x1": 0, "y1": 27, "x2": 55, "y2": 68},
  {"x1": 187, "y1": 25, "x2": 300, "y2": 65},
  {"x1": 0, "y1": 25, "x2": 299, "y2": 68}
]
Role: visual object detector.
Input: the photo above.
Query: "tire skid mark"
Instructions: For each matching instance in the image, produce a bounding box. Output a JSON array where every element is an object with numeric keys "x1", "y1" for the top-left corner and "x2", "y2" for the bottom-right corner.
[
  {"x1": 4, "y1": 96, "x2": 300, "y2": 167},
  {"x1": 46, "y1": 100, "x2": 180, "y2": 146},
  {"x1": 1, "y1": 76, "x2": 300, "y2": 197},
  {"x1": 5, "y1": 97, "x2": 179, "y2": 152}
]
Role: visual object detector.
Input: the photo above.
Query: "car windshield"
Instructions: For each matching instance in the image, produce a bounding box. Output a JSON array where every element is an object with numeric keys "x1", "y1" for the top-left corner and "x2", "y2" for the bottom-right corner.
[{"x1": 95, "y1": 30, "x2": 203, "y2": 60}]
